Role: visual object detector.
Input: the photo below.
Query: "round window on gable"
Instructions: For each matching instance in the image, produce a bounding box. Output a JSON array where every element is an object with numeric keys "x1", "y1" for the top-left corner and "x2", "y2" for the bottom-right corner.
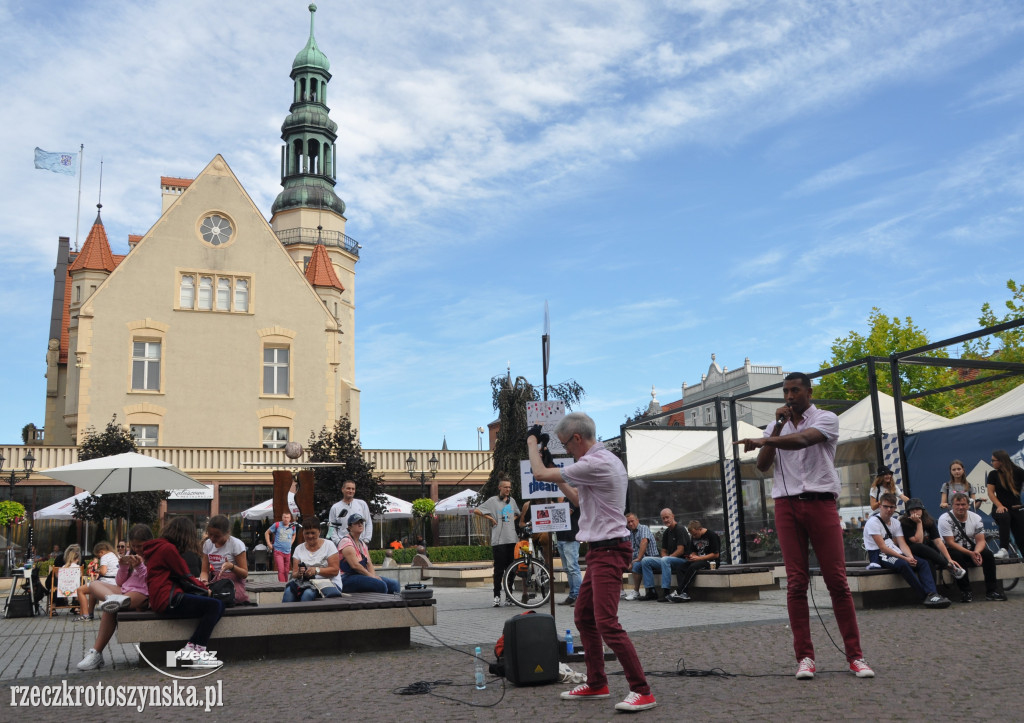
[{"x1": 198, "y1": 213, "x2": 234, "y2": 247}]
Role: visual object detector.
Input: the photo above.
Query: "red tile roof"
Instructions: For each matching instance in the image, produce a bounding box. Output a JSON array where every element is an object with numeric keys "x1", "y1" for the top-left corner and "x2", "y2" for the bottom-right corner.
[
  {"x1": 69, "y1": 217, "x2": 116, "y2": 272},
  {"x1": 304, "y1": 243, "x2": 345, "y2": 291},
  {"x1": 128, "y1": 234, "x2": 143, "y2": 245},
  {"x1": 59, "y1": 250, "x2": 125, "y2": 364},
  {"x1": 660, "y1": 399, "x2": 687, "y2": 426},
  {"x1": 160, "y1": 176, "x2": 193, "y2": 188}
]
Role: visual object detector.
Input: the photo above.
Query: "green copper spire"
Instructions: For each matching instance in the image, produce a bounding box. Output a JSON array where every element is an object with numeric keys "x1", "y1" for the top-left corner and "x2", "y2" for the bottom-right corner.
[
  {"x1": 273, "y1": 3, "x2": 345, "y2": 216},
  {"x1": 292, "y1": 3, "x2": 330, "y2": 73}
]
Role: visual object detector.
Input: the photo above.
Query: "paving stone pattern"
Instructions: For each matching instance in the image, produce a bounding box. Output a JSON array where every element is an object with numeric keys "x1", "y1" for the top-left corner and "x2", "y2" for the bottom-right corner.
[{"x1": 3, "y1": 585, "x2": 1022, "y2": 721}]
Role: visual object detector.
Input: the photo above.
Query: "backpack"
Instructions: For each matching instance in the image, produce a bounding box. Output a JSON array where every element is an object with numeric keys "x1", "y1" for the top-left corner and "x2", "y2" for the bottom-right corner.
[{"x1": 208, "y1": 578, "x2": 236, "y2": 607}]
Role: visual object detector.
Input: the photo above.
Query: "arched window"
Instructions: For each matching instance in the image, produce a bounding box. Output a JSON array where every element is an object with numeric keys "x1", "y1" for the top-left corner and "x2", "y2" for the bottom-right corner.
[
  {"x1": 179, "y1": 275, "x2": 195, "y2": 309},
  {"x1": 216, "y1": 277, "x2": 231, "y2": 310},
  {"x1": 234, "y1": 278, "x2": 249, "y2": 312},
  {"x1": 198, "y1": 276, "x2": 213, "y2": 310}
]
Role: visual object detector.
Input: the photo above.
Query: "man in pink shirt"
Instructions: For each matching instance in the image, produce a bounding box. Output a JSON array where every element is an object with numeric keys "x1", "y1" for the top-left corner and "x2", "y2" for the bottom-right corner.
[
  {"x1": 528, "y1": 412, "x2": 656, "y2": 713},
  {"x1": 737, "y1": 372, "x2": 874, "y2": 681}
]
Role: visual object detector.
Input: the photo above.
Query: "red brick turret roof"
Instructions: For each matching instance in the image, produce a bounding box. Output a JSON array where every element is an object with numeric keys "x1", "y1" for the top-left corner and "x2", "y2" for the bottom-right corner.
[
  {"x1": 69, "y1": 215, "x2": 116, "y2": 272},
  {"x1": 304, "y1": 243, "x2": 345, "y2": 291}
]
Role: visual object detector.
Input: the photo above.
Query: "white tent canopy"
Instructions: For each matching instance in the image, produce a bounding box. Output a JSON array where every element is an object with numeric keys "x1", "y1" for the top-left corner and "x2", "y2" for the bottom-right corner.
[
  {"x1": 835, "y1": 392, "x2": 946, "y2": 442},
  {"x1": 435, "y1": 488, "x2": 477, "y2": 515},
  {"x1": 624, "y1": 427, "x2": 721, "y2": 479},
  {"x1": 34, "y1": 491, "x2": 97, "y2": 520},
  {"x1": 631, "y1": 421, "x2": 765, "y2": 478},
  {"x1": 912, "y1": 380, "x2": 1024, "y2": 431},
  {"x1": 241, "y1": 492, "x2": 300, "y2": 521}
]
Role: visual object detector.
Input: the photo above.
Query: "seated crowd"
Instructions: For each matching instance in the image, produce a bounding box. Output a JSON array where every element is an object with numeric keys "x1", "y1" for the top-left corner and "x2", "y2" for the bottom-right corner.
[{"x1": 625, "y1": 509, "x2": 720, "y2": 602}]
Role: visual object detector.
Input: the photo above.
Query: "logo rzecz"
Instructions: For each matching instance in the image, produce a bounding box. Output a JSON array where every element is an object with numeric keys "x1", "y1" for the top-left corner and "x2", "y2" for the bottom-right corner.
[{"x1": 166, "y1": 649, "x2": 220, "y2": 667}]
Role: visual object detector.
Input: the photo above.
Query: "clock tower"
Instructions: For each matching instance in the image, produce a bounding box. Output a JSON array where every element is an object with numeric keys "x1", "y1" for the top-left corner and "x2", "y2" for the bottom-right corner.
[{"x1": 271, "y1": 3, "x2": 359, "y2": 424}]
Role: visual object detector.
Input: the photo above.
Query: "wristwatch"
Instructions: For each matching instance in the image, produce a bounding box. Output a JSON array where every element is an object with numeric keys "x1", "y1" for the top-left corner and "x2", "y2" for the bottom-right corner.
[{"x1": 315, "y1": 567, "x2": 320, "y2": 577}]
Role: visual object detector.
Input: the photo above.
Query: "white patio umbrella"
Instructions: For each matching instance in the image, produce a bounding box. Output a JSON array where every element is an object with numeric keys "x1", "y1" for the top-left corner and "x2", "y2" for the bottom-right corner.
[
  {"x1": 241, "y1": 492, "x2": 300, "y2": 521},
  {"x1": 372, "y1": 493, "x2": 414, "y2": 546},
  {"x1": 434, "y1": 488, "x2": 477, "y2": 515},
  {"x1": 435, "y1": 488, "x2": 481, "y2": 545},
  {"x1": 38, "y1": 452, "x2": 206, "y2": 528},
  {"x1": 33, "y1": 491, "x2": 97, "y2": 521}
]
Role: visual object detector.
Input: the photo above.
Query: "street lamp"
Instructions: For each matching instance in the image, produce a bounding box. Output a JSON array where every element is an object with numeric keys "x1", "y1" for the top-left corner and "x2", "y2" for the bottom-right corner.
[
  {"x1": 405, "y1": 453, "x2": 439, "y2": 499},
  {"x1": 477, "y1": 427, "x2": 485, "y2": 451},
  {"x1": 0, "y1": 449, "x2": 36, "y2": 568},
  {"x1": 1, "y1": 449, "x2": 36, "y2": 498}
]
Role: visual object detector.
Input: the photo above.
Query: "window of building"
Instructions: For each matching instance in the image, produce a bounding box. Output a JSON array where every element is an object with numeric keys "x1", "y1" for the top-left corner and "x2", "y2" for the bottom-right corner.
[
  {"x1": 131, "y1": 341, "x2": 161, "y2": 391},
  {"x1": 704, "y1": 406, "x2": 713, "y2": 425},
  {"x1": 217, "y1": 484, "x2": 273, "y2": 517},
  {"x1": 199, "y1": 213, "x2": 234, "y2": 247},
  {"x1": 130, "y1": 424, "x2": 159, "y2": 447},
  {"x1": 178, "y1": 272, "x2": 251, "y2": 313},
  {"x1": 179, "y1": 275, "x2": 195, "y2": 309},
  {"x1": 234, "y1": 279, "x2": 248, "y2": 312},
  {"x1": 263, "y1": 347, "x2": 289, "y2": 395},
  {"x1": 198, "y1": 276, "x2": 213, "y2": 310},
  {"x1": 262, "y1": 427, "x2": 289, "y2": 449}
]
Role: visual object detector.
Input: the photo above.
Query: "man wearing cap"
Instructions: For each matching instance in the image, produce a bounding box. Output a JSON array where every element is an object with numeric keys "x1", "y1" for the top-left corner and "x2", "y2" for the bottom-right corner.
[
  {"x1": 864, "y1": 492, "x2": 950, "y2": 608},
  {"x1": 736, "y1": 372, "x2": 874, "y2": 681},
  {"x1": 938, "y1": 492, "x2": 1007, "y2": 602},
  {"x1": 900, "y1": 497, "x2": 965, "y2": 592},
  {"x1": 528, "y1": 413, "x2": 656, "y2": 712}
]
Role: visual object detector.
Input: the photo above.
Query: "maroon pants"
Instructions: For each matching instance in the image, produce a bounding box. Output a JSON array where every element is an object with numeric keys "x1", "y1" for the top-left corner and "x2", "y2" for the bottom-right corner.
[
  {"x1": 775, "y1": 496, "x2": 863, "y2": 662},
  {"x1": 575, "y1": 542, "x2": 650, "y2": 695}
]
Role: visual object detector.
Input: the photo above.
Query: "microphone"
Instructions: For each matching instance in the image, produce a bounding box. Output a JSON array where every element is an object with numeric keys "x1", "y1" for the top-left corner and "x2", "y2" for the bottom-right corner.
[{"x1": 777, "y1": 404, "x2": 792, "y2": 425}]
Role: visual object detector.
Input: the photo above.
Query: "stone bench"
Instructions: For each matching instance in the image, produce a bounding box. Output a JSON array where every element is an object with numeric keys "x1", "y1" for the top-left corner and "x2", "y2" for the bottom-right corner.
[
  {"x1": 811, "y1": 559, "x2": 1024, "y2": 609},
  {"x1": 115, "y1": 592, "x2": 437, "y2": 661},
  {"x1": 620, "y1": 564, "x2": 777, "y2": 602}
]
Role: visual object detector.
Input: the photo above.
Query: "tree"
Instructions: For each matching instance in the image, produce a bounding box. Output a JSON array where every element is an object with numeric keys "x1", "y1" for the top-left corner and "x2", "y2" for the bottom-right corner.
[
  {"x1": 478, "y1": 373, "x2": 585, "y2": 501},
  {"x1": 816, "y1": 308, "x2": 961, "y2": 416},
  {"x1": 961, "y1": 279, "x2": 1024, "y2": 406},
  {"x1": 72, "y1": 415, "x2": 168, "y2": 525},
  {"x1": 307, "y1": 417, "x2": 386, "y2": 521}
]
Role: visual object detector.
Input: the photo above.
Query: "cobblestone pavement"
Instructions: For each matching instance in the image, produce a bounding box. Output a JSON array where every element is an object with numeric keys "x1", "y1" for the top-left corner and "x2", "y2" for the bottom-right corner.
[{"x1": 3, "y1": 585, "x2": 1023, "y2": 721}]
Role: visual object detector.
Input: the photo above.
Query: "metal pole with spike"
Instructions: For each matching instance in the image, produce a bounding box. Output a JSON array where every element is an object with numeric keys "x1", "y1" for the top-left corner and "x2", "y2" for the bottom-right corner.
[{"x1": 74, "y1": 144, "x2": 84, "y2": 250}]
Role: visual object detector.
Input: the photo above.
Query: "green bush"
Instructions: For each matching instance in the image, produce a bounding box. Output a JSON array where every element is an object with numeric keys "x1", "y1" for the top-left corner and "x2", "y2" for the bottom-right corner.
[{"x1": 368, "y1": 545, "x2": 494, "y2": 566}]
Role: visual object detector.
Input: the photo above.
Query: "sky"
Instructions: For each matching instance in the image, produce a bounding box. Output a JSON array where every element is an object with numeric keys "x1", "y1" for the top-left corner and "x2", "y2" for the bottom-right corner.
[{"x1": 2, "y1": 1, "x2": 1024, "y2": 452}]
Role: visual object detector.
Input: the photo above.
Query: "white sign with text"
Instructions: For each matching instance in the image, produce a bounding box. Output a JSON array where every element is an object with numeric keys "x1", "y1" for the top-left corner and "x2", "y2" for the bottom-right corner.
[
  {"x1": 526, "y1": 400, "x2": 566, "y2": 455},
  {"x1": 519, "y1": 458, "x2": 572, "y2": 499},
  {"x1": 531, "y1": 502, "x2": 572, "y2": 533}
]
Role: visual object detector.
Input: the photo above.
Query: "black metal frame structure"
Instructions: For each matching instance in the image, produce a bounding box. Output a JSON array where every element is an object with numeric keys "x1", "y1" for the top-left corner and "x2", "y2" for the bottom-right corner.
[{"x1": 621, "y1": 317, "x2": 1024, "y2": 562}]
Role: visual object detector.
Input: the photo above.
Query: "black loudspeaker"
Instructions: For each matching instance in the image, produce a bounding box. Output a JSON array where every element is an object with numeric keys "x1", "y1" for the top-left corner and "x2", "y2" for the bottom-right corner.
[
  {"x1": 5, "y1": 594, "x2": 35, "y2": 619},
  {"x1": 502, "y1": 612, "x2": 559, "y2": 686}
]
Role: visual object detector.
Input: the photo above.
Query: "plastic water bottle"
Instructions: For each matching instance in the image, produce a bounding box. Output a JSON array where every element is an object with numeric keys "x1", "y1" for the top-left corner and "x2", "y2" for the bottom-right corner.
[
  {"x1": 565, "y1": 629, "x2": 574, "y2": 655},
  {"x1": 474, "y1": 646, "x2": 486, "y2": 689}
]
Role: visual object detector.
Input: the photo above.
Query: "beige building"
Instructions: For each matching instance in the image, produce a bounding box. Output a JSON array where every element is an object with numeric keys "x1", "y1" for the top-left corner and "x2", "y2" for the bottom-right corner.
[
  {"x1": 43, "y1": 4, "x2": 357, "y2": 451},
  {"x1": 21, "y1": 6, "x2": 490, "y2": 539}
]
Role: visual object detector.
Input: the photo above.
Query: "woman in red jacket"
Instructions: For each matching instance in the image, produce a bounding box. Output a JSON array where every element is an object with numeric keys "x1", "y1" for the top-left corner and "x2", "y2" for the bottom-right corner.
[{"x1": 140, "y1": 517, "x2": 224, "y2": 665}]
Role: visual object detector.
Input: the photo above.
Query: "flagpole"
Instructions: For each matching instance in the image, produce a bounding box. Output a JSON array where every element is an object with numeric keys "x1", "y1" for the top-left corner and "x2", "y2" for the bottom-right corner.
[{"x1": 74, "y1": 144, "x2": 84, "y2": 250}]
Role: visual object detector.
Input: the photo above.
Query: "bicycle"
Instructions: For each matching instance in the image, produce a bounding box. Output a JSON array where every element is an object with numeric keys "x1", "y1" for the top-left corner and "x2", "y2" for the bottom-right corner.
[
  {"x1": 984, "y1": 531, "x2": 1021, "y2": 591},
  {"x1": 501, "y1": 526, "x2": 551, "y2": 609}
]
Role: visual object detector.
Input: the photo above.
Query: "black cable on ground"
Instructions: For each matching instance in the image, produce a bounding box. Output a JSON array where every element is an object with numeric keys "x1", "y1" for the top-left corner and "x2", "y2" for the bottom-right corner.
[{"x1": 396, "y1": 592, "x2": 507, "y2": 707}]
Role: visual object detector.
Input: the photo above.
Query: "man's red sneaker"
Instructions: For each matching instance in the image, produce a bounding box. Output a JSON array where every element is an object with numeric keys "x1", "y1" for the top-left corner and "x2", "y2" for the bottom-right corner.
[
  {"x1": 560, "y1": 683, "x2": 610, "y2": 700},
  {"x1": 614, "y1": 691, "x2": 658, "y2": 712}
]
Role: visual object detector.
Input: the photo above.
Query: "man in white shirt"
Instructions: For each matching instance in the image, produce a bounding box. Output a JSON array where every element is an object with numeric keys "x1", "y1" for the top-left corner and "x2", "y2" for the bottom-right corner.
[
  {"x1": 863, "y1": 492, "x2": 949, "y2": 608},
  {"x1": 938, "y1": 492, "x2": 1006, "y2": 602},
  {"x1": 327, "y1": 480, "x2": 372, "y2": 545}
]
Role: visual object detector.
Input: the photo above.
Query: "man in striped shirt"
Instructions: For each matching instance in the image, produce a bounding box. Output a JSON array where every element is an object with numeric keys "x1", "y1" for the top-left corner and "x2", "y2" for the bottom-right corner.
[{"x1": 625, "y1": 513, "x2": 659, "y2": 601}]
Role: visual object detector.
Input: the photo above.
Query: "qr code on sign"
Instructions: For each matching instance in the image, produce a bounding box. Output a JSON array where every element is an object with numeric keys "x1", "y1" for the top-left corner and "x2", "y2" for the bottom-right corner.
[{"x1": 549, "y1": 507, "x2": 567, "y2": 526}]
